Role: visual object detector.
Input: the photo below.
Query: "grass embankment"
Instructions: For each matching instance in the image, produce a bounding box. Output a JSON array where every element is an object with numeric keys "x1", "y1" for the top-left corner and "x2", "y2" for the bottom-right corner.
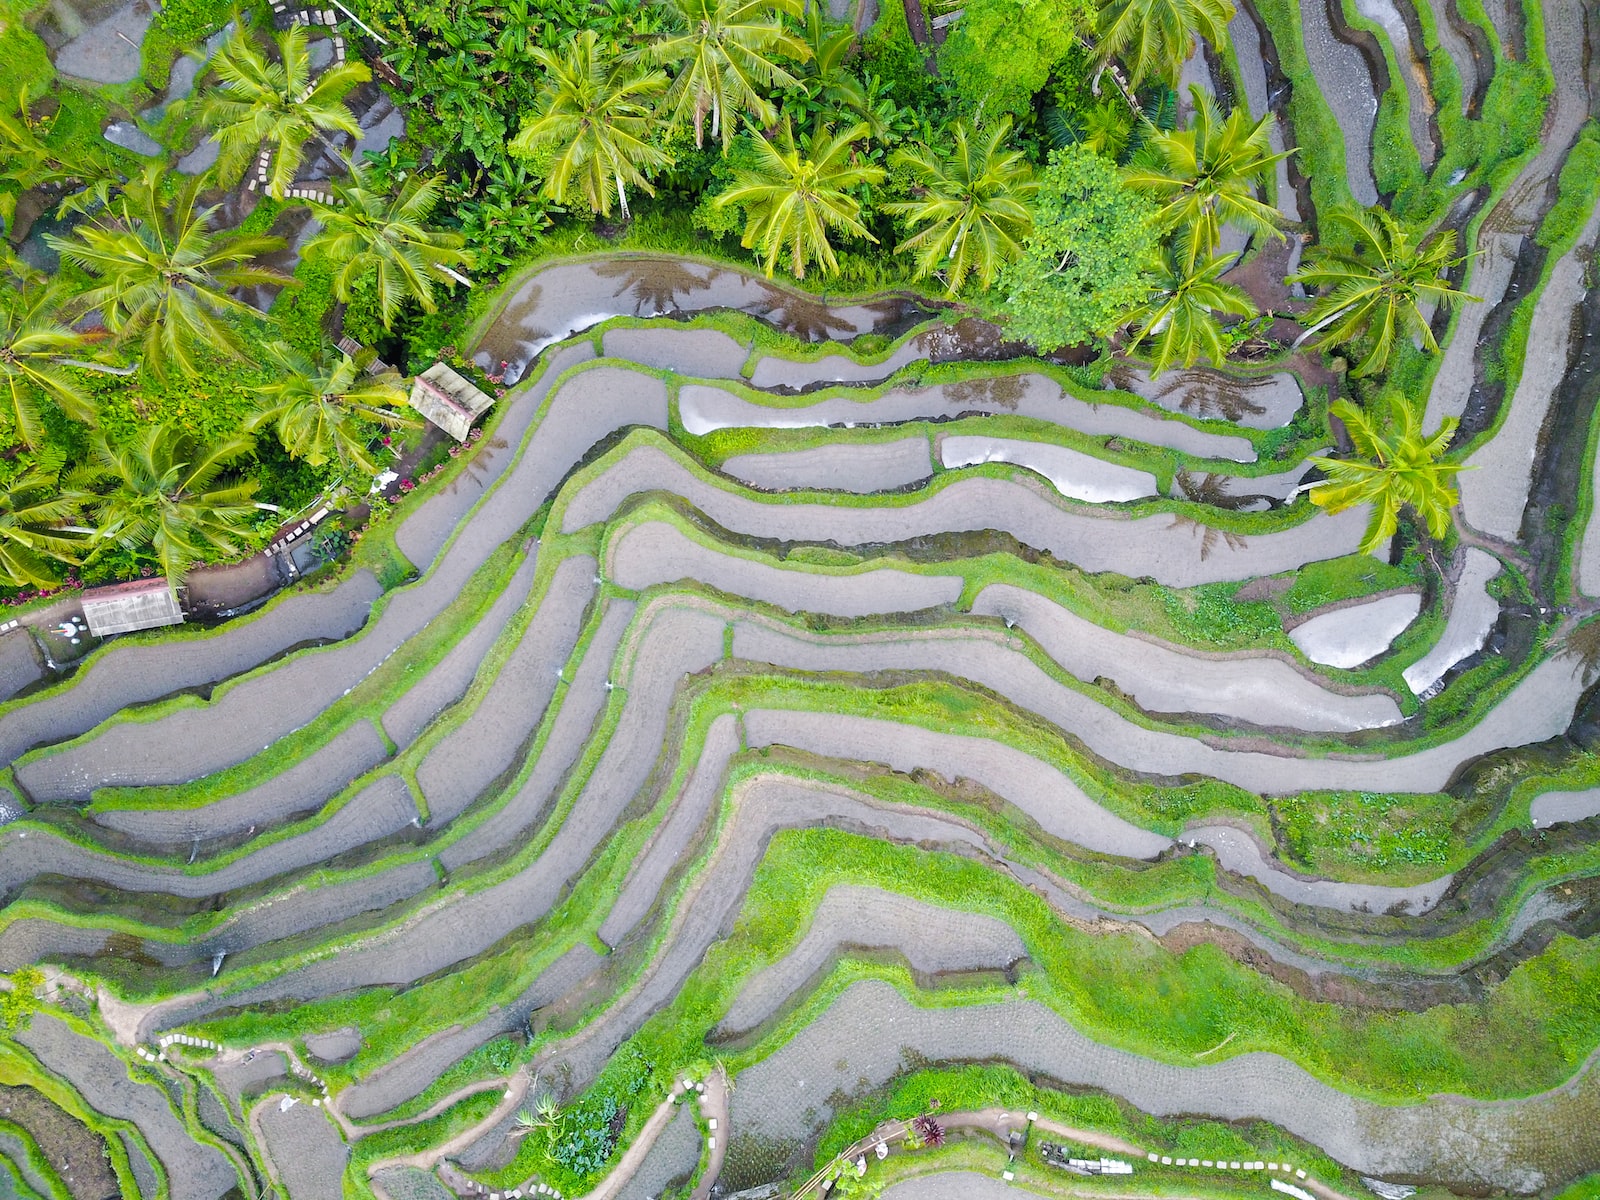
[
  {"x1": 0, "y1": 1115, "x2": 70, "y2": 1198},
  {"x1": 470, "y1": 801, "x2": 1600, "y2": 1191},
  {"x1": 117, "y1": 630, "x2": 1594, "y2": 1191},
  {"x1": 0, "y1": 1038, "x2": 147, "y2": 1196},
  {"x1": 815, "y1": 1063, "x2": 1356, "y2": 1193},
  {"x1": 662, "y1": 823, "x2": 1600, "y2": 1097},
  {"x1": 1463, "y1": 121, "x2": 1600, "y2": 462},
  {"x1": 0, "y1": 516, "x2": 1557, "y2": 987},
  {"x1": 1251, "y1": 0, "x2": 1548, "y2": 230},
  {"x1": 584, "y1": 465, "x2": 1528, "y2": 727},
  {"x1": 312, "y1": 663, "x2": 1600, "y2": 1139}
]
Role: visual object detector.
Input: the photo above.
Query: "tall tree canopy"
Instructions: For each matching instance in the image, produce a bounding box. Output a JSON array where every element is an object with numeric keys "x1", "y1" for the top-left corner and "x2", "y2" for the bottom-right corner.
[
  {"x1": 303, "y1": 166, "x2": 472, "y2": 329},
  {"x1": 939, "y1": 0, "x2": 1094, "y2": 117},
  {"x1": 998, "y1": 145, "x2": 1157, "y2": 352},
  {"x1": 1121, "y1": 248, "x2": 1257, "y2": 377},
  {"x1": 46, "y1": 167, "x2": 287, "y2": 379},
  {"x1": 82, "y1": 424, "x2": 266, "y2": 586},
  {"x1": 0, "y1": 283, "x2": 97, "y2": 447},
  {"x1": 200, "y1": 23, "x2": 370, "y2": 199},
  {"x1": 247, "y1": 342, "x2": 415, "y2": 473},
  {"x1": 1095, "y1": 0, "x2": 1235, "y2": 88},
  {"x1": 651, "y1": 0, "x2": 810, "y2": 150},
  {"x1": 1124, "y1": 88, "x2": 1289, "y2": 267},
  {"x1": 510, "y1": 29, "x2": 672, "y2": 219},
  {"x1": 0, "y1": 452, "x2": 91, "y2": 589}
]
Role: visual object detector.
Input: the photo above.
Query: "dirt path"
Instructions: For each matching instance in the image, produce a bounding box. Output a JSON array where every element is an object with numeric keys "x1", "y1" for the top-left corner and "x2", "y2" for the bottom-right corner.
[
  {"x1": 580, "y1": 1083, "x2": 689, "y2": 1200},
  {"x1": 365, "y1": 1067, "x2": 530, "y2": 1174},
  {"x1": 689, "y1": 1066, "x2": 729, "y2": 1200}
]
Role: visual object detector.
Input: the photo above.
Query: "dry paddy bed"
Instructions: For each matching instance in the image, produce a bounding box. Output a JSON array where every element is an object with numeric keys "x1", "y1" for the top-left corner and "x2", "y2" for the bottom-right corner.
[{"x1": 2, "y1": 243, "x2": 1597, "y2": 1200}]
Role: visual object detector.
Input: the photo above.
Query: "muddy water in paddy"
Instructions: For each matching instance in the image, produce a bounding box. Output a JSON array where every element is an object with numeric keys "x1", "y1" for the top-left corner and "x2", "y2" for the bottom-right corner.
[
  {"x1": 475, "y1": 256, "x2": 933, "y2": 383},
  {"x1": 728, "y1": 977, "x2": 1600, "y2": 1194}
]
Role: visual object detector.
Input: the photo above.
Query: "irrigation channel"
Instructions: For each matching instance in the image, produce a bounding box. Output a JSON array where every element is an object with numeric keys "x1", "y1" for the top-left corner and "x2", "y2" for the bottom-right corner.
[{"x1": 5, "y1": 234, "x2": 1600, "y2": 1200}]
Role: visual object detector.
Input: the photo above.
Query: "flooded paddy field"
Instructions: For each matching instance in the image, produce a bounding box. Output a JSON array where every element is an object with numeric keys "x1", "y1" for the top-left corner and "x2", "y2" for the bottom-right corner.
[{"x1": 4, "y1": 0, "x2": 1600, "y2": 1180}]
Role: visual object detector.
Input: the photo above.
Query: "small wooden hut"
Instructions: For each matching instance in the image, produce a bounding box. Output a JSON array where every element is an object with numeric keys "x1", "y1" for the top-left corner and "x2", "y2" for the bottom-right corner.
[
  {"x1": 407, "y1": 363, "x2": 495, "y2": 442},
  {"x1": 81, "y1": 579, "x2": 184, "y2": 637}
]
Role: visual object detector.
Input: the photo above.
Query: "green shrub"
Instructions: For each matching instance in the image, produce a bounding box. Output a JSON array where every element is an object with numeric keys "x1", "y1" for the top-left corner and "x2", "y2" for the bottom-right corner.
[
  {"x1": 1538, "y1": 123, "x2": 1600, "y2": 249},
  {"x1": 1, "y1": 23, "x2": 53, "y2": 93},
  {"x1": 271, "y1": 256, "x2": 337, "y2": 355}
]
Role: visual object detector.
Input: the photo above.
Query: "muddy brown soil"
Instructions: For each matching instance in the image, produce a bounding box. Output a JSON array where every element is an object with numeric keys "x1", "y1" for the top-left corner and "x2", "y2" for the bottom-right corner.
[{"x1": 0, "y1": 1082, "x2": 120, "y2": 1200}]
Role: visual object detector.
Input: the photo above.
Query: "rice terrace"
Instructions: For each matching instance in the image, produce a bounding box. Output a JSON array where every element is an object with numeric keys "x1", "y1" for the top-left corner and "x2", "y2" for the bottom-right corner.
[{"x1": 0, "y1": 0, "x2": 1598, "y2": 1196}]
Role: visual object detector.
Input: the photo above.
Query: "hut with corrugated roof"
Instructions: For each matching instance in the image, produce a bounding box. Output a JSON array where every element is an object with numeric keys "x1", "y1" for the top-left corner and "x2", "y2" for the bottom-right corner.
[
  {"x1": 407, "y1": 363, "x2": 495, "y2": 442},
  {"x1": 81, "y1": 579, "x2": 184, "y2": 637}
]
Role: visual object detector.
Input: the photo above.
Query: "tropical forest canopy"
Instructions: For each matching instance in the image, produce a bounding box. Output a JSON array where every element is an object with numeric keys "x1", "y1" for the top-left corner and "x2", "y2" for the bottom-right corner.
[{"x1": 0, "y1": 0, "x2": 1505, "y2": 594}]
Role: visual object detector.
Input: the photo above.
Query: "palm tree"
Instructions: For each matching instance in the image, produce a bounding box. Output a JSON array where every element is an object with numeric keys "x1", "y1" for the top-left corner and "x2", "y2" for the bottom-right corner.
[
  {"x1": 1124, "y1": 88, "x2": 1291, "y2": 267},
  {"x1": 1096, "y1": 0, "x2": 1236, "y2": 88},
  {"x1": 1308, "y1": 394, "x2": 1463, "y2": 553},
  {"x1": 200, "y1": 23, "x2": 371, "y2": 199},
  {"x1": 1, "y1": 285, "x2": 98, "y2": 447},
  {"x1": 1289, "y1": 205, "x2": 1479, "y2": 377},
  {"x1": 509, "y1": 29, "x2": 672, "y2": 219},
  {"x1": 302, "y1": 165, "x2": 472, "y2": 329},
  {"x1": 887, "y1": 117, "x2": 1037, "y2": 294},
  {"x1": 247, "y1": 342, "x2": 414, "y2": 472},
  {"x1": 82, "y1": 424, "x2": 267, "y2": 586},
  {"x1": 1121, "y1": 247, "x2": 1257, "y2": 377},
  {"x1": 792, "y1": 6, "x2": 881, "y2": 136},
  {"x1": 0, "y1": 452, "x2": 93, "y2": 589},
  {"x1": 46, "y1": 167, "x2": 288, "y2": 379},
  {"x1": 650, "y1": 0, "x2": 811, "y2": 151},
  {"x1": 714, "y1": 117, "x2": 886, "y2": 279}
]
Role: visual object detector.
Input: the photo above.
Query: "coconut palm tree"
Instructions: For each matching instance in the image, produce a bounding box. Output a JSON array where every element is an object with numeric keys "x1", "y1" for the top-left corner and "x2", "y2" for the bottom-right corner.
[
  {"x1": 302, "y1": 165, "x2": 472, "y2": 329},
  {"x1": 650, "y1": 0, "x2": 811, "y2": 151},
  {"x1": 1124, "y1": 88, "x2": 1290, "y2": 267},
  {"x1": 1095, "y1": 0, "x2": 1235, "y2": 88},
  {"x1": 200, "y1": 23, "x2": 370, "y2": 200},
  {"x1": 247, "y1": 341, "x2": 414, "y2": 473},
  {"x1": 45, "y1": 167, "x2": 288, "y2": 379},
  {"x1": 82, "y1": 424, "x2": 267, "y2": 586},
  {"x1": 0, "y1": 452, "x2": 93, "y2": 589},
  {"x1": 0, "y1": 285, "x2": 99, "y2": 447},
  {"x1": 887, "y1": 117, "x2": 1037, "y2": 294},
  {"x1": 1121, "y1": 247, "x2": 1257, "y2": 377},
  {"x1": 1308, "y1": 394, "x2": 1463, "y2": 553},
  {"x1": 1289, "y1": 205, "x2": 1479, "y2": 377},
  {"x1": 714, "y1": 117, "x2": 886, "y2": 279},
  {"x1": 509, "y1": 29, "x2": 672, "y2": 219},
  {"x1": 790, "y1": 6, "x2": 881, "y2": 136}
]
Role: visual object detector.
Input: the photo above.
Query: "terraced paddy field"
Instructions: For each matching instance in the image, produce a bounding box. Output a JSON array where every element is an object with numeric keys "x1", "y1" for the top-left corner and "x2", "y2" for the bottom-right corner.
[{"x1": 4, "y1": 1, "x2": 1600, "y2": 1194}]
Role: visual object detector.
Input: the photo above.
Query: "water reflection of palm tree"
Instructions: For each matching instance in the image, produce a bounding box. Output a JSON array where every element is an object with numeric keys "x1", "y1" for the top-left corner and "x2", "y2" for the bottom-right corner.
[
  {"x1": 1168, "y1": 511, "x2": 1248, "y2": 561},
  {"x1": 756, "y1": 288, "x2": 856, "y2": 343},
  {"x1": 592, "y1": 258, "x2": 718, "y2": 315},
  {"x1": 1174, "y1": 470, "x2": 1252, "y2": 511},
  {"x1": 1155, "y1": 372, "x2": 1268, "y2": 424},
  {"x1": 947, "y1": 375, "x2": 1026, "y2": 411},
  {"x1": 1559, "y1": 618, "x2": 1600, "y2": 685}
]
